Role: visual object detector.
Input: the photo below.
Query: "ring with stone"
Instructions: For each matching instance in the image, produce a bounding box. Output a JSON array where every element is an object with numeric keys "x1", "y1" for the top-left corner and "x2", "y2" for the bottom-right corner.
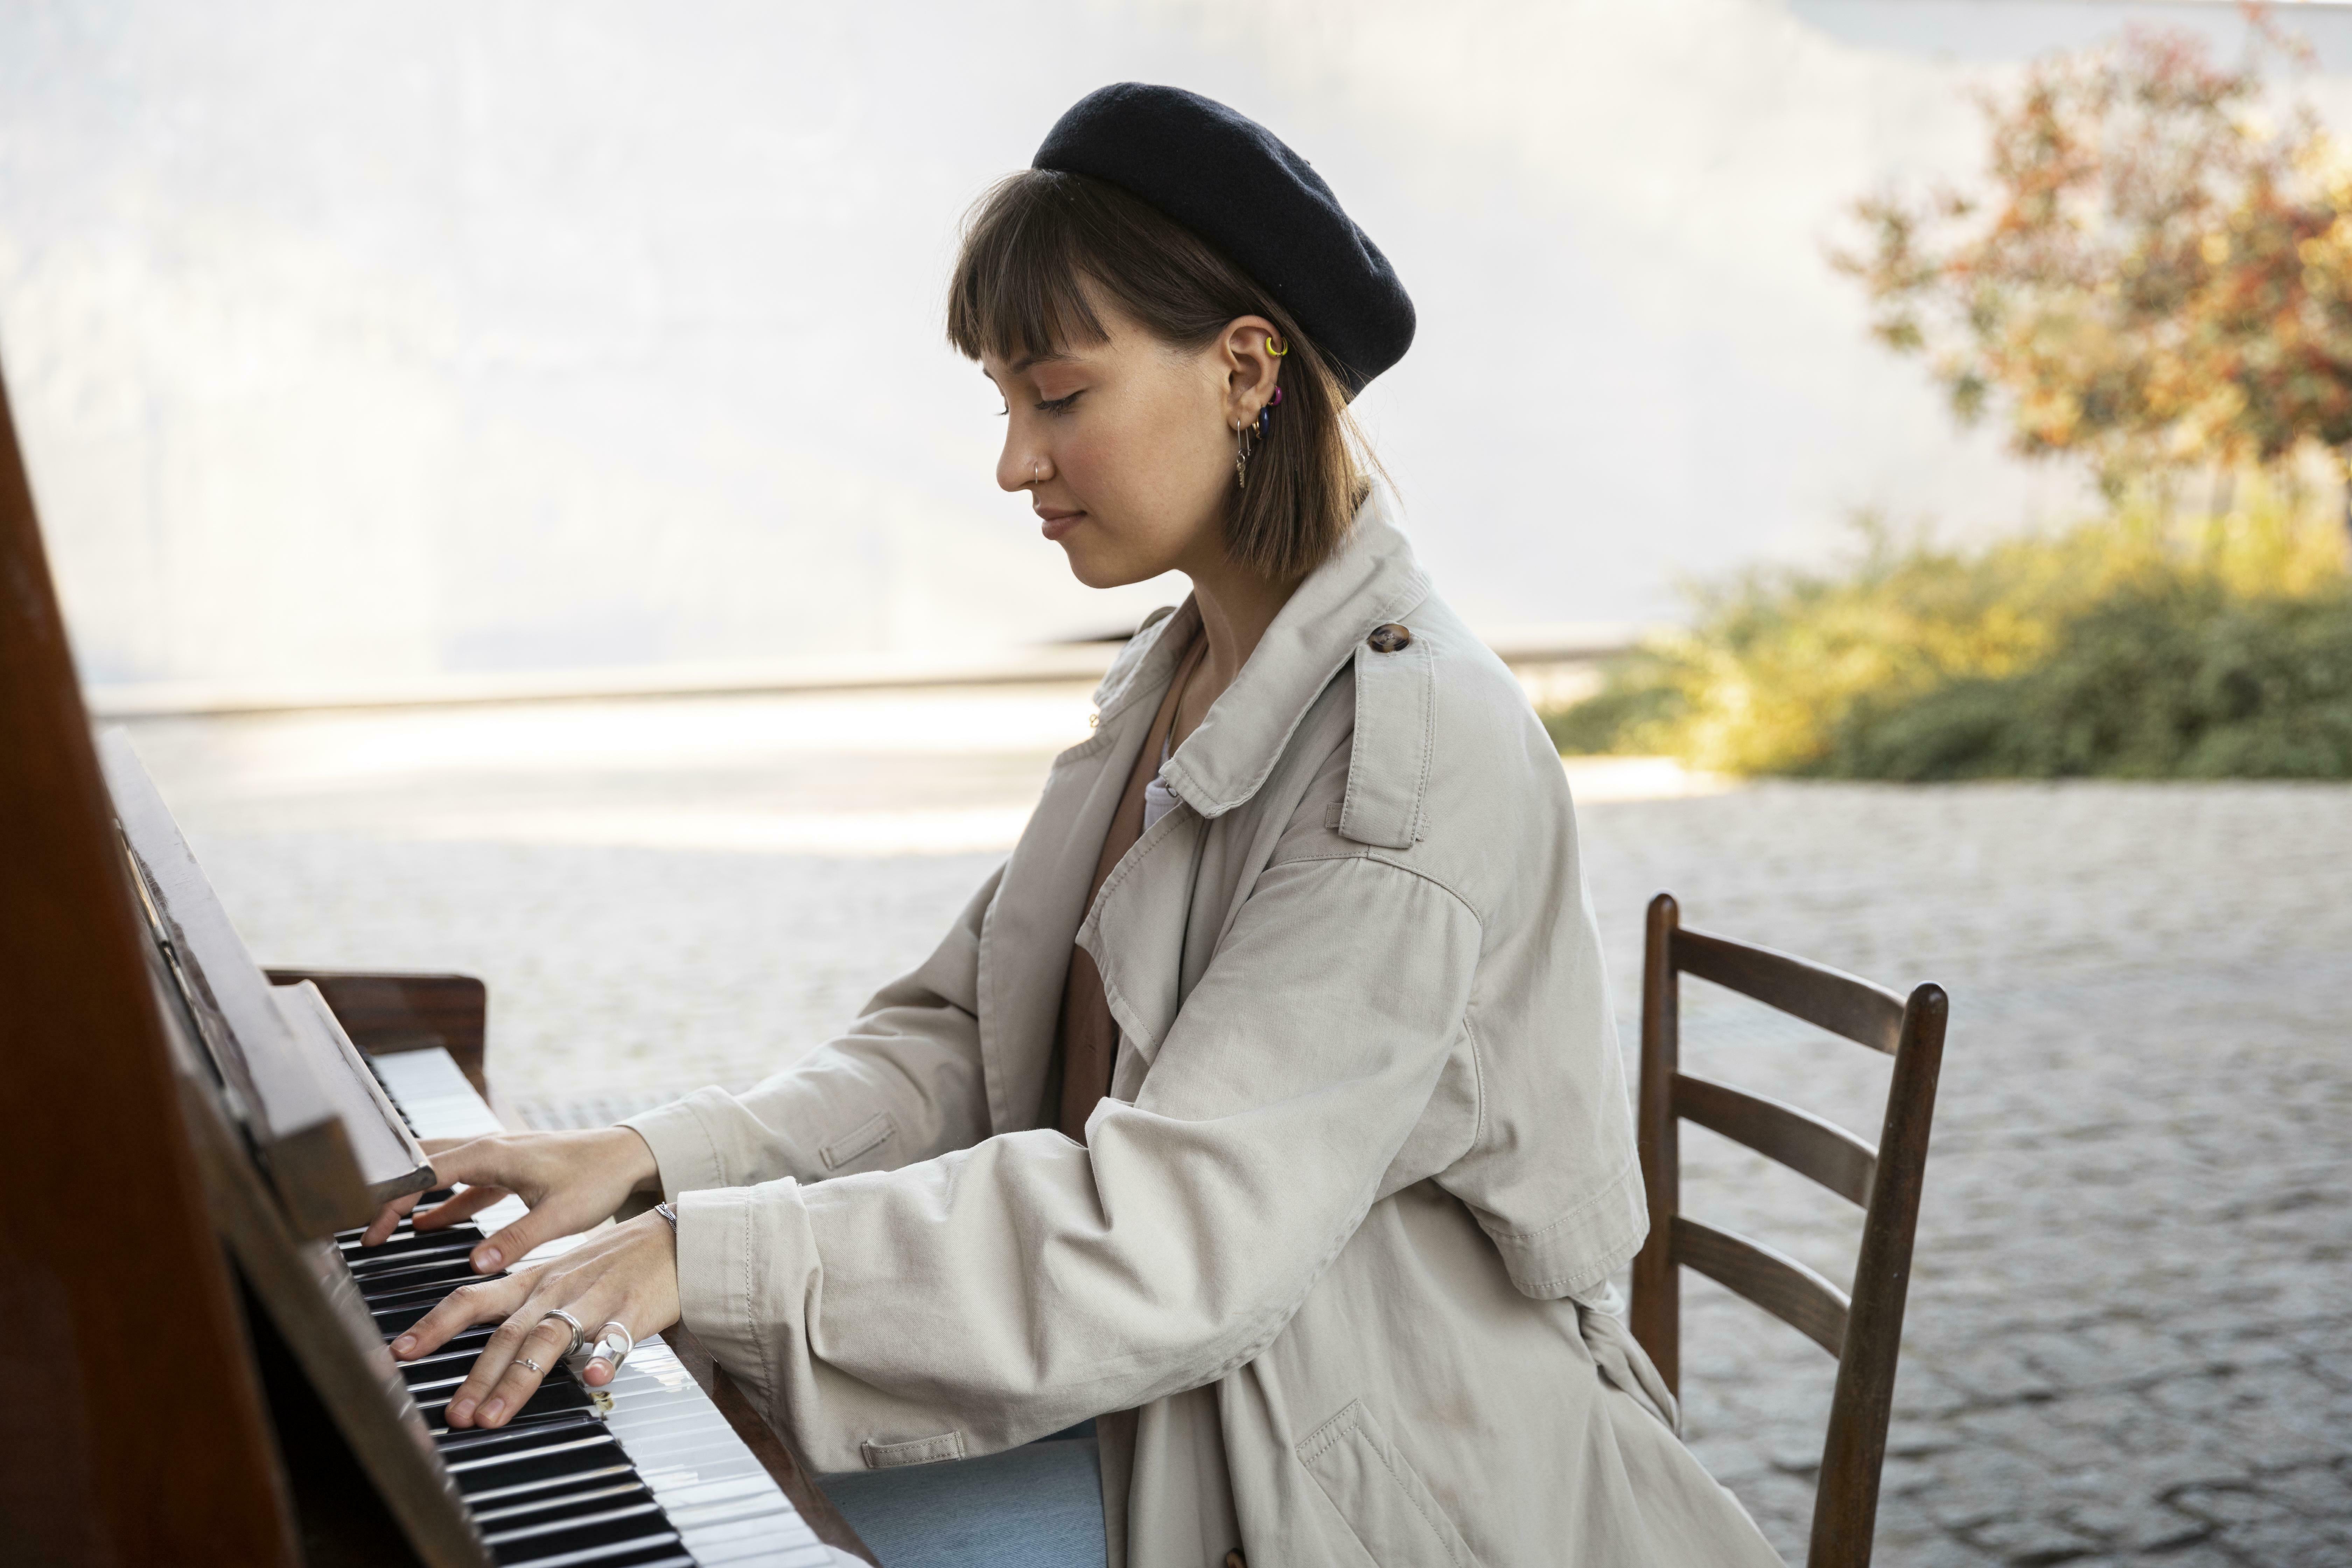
[
  {"x1": 538, "y1": 1308, "x2": 586, "y2": 1360},
  {"x1": 516, "y1": 1356, "x2": 545, "y2": 1375}
]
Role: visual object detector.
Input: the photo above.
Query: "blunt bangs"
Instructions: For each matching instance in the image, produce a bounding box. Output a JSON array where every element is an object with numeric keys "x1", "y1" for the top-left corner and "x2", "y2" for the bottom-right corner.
[{"x1": 946, "y1": 169, "x2": 1376, "y2": 582}]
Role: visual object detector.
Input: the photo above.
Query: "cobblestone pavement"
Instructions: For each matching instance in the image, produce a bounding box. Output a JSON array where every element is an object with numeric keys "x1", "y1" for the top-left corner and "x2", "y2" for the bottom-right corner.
[{"x1": 126, "y1": 698, "x2": 2352, "y2": 1565}]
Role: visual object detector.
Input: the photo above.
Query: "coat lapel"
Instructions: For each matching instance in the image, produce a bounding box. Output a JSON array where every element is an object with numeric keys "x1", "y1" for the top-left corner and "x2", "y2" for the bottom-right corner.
[
  {"x1": 976, "y1": 491, "x2": 1433, "y2": 1128},
  {"x1": 973, "y1": 608, "x2": 1194, "y2": 1133}
]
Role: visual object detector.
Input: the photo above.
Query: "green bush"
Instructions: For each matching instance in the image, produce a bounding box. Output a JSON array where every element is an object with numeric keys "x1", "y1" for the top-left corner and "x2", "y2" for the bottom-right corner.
[
  {"x1": 1546, "y1": 497, "x2": 2352, "y2": 779},
  {"x1": 1826, "y1": 583, "x2": 2352, "y2": 778}
]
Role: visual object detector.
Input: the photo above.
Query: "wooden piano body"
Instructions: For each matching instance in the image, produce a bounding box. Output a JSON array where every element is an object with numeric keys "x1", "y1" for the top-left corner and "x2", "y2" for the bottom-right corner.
[{"x1": 0, "y1": 359, "x2": 874, "y2": 1565}]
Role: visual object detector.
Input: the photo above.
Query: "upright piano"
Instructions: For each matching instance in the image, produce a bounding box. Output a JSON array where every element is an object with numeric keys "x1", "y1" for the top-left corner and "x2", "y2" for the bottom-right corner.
[{"x1": 0, "y1": 359, "x2": 878, "y2": 1566}]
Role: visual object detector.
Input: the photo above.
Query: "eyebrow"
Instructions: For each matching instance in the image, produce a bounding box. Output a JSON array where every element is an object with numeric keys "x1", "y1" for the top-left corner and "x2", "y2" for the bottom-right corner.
[{"x1": 1011, "y1": 350, "x2": 1078, "y2": 373}]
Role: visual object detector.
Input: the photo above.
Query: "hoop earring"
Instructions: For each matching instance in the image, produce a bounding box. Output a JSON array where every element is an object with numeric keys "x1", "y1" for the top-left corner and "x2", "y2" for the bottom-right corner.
[
  {"x1": 1266, "y1": 335, "x2": 1288, "y2": 357},
  {"x1": 1233, "y1": 385, "x2": 1283, "y2": 490}
]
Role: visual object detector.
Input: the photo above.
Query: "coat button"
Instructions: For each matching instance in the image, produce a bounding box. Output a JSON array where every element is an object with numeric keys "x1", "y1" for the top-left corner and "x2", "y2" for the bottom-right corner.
[{"x1": 1367, "y1": 622, "x2": 1413, "y2": 653}]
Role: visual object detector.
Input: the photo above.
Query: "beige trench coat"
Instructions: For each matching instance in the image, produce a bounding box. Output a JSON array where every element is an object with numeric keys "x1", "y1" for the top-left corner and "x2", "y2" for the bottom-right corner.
[{"x1": 626, "y1": 494, "x2": 1782, "y2": 1567}]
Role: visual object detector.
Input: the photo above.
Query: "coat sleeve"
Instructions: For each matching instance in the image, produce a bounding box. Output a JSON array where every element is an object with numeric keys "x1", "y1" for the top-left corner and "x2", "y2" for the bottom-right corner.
[
  {"x1": 666, "y1": 853, "x2": 1483, "y2": 1471},
  {"x1": 622, "y1": 864, "x2": 1003, "y2": 1195}
]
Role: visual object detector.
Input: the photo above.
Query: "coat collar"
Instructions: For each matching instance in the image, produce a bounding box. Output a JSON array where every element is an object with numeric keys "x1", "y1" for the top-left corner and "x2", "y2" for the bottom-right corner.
[{"x1": 1094, "y1": 488, "x2": 1432, "y2": 822}]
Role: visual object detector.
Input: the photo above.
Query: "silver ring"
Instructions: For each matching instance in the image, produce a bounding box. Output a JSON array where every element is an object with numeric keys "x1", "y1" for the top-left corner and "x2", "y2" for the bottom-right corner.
[
  {"x1": 566, "y1": 1320, "x2": 634, "y2": 1378},
  {"x1": 516, "y1": 1356, "x2": 544, "y2": 1374},
  {"x1": 539, "y1": 1309, "x2": 585, "y2": 1359}
]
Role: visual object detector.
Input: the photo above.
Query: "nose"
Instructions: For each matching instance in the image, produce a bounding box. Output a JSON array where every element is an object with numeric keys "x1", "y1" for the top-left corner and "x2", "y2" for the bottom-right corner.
[{"x1": 998, "y1": 428, "x2": 1050, "y2": 494}]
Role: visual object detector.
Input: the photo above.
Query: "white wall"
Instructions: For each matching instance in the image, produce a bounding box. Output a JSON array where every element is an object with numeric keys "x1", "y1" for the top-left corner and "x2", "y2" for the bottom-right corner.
[{"x1": 5, "y1": 0, "x2": 2348, "y2": 688}]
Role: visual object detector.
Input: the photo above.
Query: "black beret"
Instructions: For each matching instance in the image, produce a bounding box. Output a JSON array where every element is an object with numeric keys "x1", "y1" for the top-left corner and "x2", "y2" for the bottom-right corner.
[{"x1": 1034, "y1": 82, "x2": 1414, "y2": 396}]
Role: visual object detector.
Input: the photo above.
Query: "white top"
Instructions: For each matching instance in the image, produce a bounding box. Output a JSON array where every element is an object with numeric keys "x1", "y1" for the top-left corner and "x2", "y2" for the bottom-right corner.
[{"x1": 1141, "y1": 737, "x2": 1181, "y2": 833}]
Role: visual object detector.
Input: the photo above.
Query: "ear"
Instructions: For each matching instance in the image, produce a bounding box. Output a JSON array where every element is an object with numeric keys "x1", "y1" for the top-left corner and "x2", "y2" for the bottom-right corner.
[{"x1": 1217, "y1": 316, "x2": 1284, "y2": 429}]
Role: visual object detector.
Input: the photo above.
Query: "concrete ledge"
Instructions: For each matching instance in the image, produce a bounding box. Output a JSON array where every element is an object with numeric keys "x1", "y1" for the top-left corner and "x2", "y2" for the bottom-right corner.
[{"x1": 84, "y1": 623, "x2": 1646, "y2": 719}]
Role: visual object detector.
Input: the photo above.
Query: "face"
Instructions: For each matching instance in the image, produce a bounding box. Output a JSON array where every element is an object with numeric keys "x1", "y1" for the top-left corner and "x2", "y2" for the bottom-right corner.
[{"x1": 981, "y1": 294, "x2": 1282, "y2": 589}]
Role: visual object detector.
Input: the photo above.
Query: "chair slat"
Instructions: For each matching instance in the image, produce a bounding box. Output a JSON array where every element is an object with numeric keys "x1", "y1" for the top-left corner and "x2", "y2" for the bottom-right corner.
[
  {"x1": 1672, "y1": 927, "x2": 1906, "y2": 1054},
  {"x1": 1674, "y1": 1073, "x2": 1879, "y2": 1209},
  {"x1": 1672, "y1": 1216, "x2": 1851, "y2": 1358}
]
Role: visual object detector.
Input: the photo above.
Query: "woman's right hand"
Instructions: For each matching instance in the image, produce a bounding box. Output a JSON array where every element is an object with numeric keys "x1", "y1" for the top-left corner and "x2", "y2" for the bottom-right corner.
[{"x1": 358, "y1": 1127, "x2": 663, "y2": 1276}]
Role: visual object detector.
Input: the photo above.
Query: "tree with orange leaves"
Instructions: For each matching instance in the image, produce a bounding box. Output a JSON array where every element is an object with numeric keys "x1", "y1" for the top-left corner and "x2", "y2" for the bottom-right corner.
[{"x1": 1839, "y1": 20, "x2": 2352, "y2": 502}]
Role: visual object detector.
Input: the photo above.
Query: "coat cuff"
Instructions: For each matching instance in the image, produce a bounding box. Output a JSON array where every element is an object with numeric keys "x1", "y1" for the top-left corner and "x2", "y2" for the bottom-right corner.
[
  {"x1": 1486, "y1": 1153, "x2": 1649, "y2": 1300},
  {"x1": 671, "y1": 1178, "x2": 815, "y2": 1418},
  {"x1": 622, "y1": 1087, "x2": 738, "y2": 1201}
]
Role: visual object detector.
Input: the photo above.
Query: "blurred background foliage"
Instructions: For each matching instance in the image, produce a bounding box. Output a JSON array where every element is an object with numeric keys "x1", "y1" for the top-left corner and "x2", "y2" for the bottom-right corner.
[
  {"x1": 1550, "y1": 14, "x2": 2352, "y2": 779},
  {"x1": 1546, "y1": 490, "x2": 2352, "y2": 777}
]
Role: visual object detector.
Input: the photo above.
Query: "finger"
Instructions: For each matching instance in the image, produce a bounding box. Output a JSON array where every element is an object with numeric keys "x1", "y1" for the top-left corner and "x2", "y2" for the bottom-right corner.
[
  {"x1": 418, "y1": 1136, "x2": 470, "y2": 1155},
  {"x1": 580, "y1": 1324, "x2": 629, "y2": 1388},
  {"x1": 576, "y1": 1307, "x2": 642, "y2": 1389},
  {"x1": 468, "y1": 1309, "x2": 583, "y2": 1430},
  {"x1": 413, "y1": 1137, "x2": 505, "y2": 1190},
  {"x1": 360, "y1": 1189, "x2": 422, "y2": 1248},
  {"x1": 411, "y1": 1184, "x2": 512, "y2": 1233},
  {"x1": 471, "y1": 1197, "x2": 597, "y2": 1277},
  {"x1": 442, "y1": 1295, "x2": 551, "y2": 1428},
  {"x1": 388, "y1": 1273, "x2": 527, "y2": 1363}
]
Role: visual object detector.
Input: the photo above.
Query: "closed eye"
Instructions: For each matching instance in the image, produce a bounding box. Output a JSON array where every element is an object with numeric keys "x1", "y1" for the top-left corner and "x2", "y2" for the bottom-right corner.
[{"x1": 1036, "y1": 391, "x2": 1083, "y2": 415}]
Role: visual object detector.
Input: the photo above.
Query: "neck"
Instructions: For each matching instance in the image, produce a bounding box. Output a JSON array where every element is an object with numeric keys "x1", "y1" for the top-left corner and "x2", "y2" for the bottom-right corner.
[{"x1": 1176, "y1": 548, "x2": 1297, "y2": 734}]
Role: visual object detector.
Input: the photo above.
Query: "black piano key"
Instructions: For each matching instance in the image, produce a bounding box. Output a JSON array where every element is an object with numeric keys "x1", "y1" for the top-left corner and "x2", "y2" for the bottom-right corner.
[
  {"x1": 398, "y1": 1348, "x2": 497, "y2": 1381},
  {"x1": 372, "y1": 1290, "x2": 497, "y2": 1332},
  {"x1": 354, "y1": 1260, "x2": 485, "y2": 1302},
  {"x1": 373, "y1": 1303, "x2": 438, "y2": 1335},
  {"x1": 363, "y1": 1285, "x2": 478, "y2": 1320},
  {"x1": 420, "y1": 1378, "x2": 593, "y2": 1419},
  {"x1": 337, "y1": 1203, "x2": 478, "y2": 1236},
  {"x1": 458, "y1": 1476, "x2": 654, "y2": 1542},
  {"x1": 346, "y1": 1238, "x2": 482, "y2": 1276},
  {"x1": 346, "y1": 1238, "x2": 455, "y2": 1270},
  {"x1": 500, "y1": 1539, "x2": 692, "y2": 1568},
  {"x1": 481, "y1": 1499, "x2": 672, "y2": 1554},
  {"x1": 449, "y1": 1436, "x2": 632, "y2": 1496},
  {"x1": 385, "y1": 1332, "x2": 497, "y2": 1379},
  {"x1": 438, "y1": 1405, "x2": 600, "y2": 1444},
  {"x1": 461, "y1": 1467, "x2": 635, "y2": 1514},
  {"x1": 459, "y1": 1464, "x2": 637, "y2": 1509},
  {"x1": 338, "y1": 1222, "x2": 487, "y2": 1256},
  {"x1": 499, "y1": 1541, "x2": 692, "y2": 1568},
  {"x1": 471, "y1": 1478, "x2": 651, "y2": 1529},
  {"x1": 357, "y1": 1269, "x2": 485, "y2": 1307},
  {"x1": 416, "y1": 1326, "x2": 498, "y2": 1357},
  {"x1": 420, "y1": 1379, "x2": 595, "y2": 1432}
]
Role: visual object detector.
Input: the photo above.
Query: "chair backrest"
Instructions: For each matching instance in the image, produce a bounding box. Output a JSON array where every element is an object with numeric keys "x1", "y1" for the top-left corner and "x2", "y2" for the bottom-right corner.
[{"x1": 1630, "y1": 892, "x2": 1948, "y2": 1568}]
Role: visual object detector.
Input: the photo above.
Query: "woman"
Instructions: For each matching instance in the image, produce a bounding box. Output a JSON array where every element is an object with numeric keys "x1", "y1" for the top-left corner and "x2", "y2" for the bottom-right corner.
[{"x1": 374, "y1": 83, "x2": 1782, "y2": 1567}]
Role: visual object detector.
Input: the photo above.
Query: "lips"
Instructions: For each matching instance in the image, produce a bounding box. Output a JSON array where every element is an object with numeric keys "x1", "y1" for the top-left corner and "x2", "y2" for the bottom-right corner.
[{"x1": 1036, "y1": 509, "x2": 1084, "y2": 541}]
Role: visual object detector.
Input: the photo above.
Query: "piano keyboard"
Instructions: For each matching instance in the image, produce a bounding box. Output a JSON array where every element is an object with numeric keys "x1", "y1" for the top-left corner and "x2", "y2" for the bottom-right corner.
[{"x1": 343, "y1": 1048, "x2": 858, "y2": 1568}]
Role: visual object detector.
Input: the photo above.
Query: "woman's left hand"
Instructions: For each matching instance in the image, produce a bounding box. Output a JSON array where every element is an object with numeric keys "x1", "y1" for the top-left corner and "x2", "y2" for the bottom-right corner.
[{"x1": 391, "y1": 1210, "x2": 681, "y2": 1429}]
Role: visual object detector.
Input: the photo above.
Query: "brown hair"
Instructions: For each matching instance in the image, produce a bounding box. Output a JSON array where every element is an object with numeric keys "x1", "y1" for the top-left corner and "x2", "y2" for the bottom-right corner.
[{"x1": 946, "y1": 169, "x2": 1375, "y2": 583}]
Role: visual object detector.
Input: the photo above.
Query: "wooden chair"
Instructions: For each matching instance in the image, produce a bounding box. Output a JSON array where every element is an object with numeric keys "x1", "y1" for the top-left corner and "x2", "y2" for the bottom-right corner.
[{"x1": 1630, "y1": 892, "x2": 1948, "y2": 1568}]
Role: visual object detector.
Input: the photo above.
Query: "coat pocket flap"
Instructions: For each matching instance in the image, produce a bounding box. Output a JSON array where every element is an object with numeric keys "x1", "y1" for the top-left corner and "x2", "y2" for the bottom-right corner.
[
  {"x1": 1297, "y1": 1399, "x2": 1475, "y2": 1567},
  {"x1": 860, "y1": 1430, "x2": 966, "y2": 1469},
  {"x1": 819, "y1": 1112, "x2": 895, "y2": 1172}
]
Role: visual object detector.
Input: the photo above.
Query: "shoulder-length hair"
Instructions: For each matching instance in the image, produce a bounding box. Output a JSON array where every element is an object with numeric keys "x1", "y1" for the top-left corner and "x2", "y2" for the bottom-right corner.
[{"x1": 946, "y1": 169, "x2": 1374, "y2": 583}]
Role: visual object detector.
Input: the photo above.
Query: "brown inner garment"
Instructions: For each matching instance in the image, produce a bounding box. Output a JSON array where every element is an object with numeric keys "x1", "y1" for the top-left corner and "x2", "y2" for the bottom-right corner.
[{"x1": 1054, "y1": 612, "x2": 1207, "y2": 1142}]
